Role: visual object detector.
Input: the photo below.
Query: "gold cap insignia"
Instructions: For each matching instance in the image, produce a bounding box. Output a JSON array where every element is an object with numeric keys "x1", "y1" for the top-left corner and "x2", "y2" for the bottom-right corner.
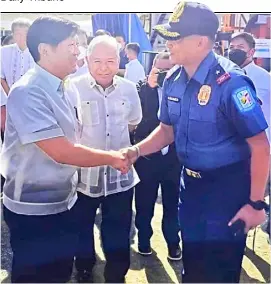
[{"x1": 169, "y1": 1, "x2": 186, "y2": 23}]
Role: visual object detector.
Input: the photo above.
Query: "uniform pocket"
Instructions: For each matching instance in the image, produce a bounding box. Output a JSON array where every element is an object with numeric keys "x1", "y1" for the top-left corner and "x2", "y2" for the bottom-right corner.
[
  {"x1": 188, "y1": 106, "x2": 220, "y2": 145},
  {"x1": 168, "y1": 101, "x2": 181, "y2": 124},
  {"x1": 81, "y1": 101, "x2": 100, "y2": 126}
]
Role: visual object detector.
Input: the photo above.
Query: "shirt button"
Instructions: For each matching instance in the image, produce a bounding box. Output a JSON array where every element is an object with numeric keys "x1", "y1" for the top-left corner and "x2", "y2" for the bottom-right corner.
[
  {"x1": 107, "y1": 133, "x2": 110, "y2": 136},
  {"x1": 104, "y1": 172, "x2": 107, "y2": 175},
  {"x1": 107, "y1": 114, "x2": 109, "y2": 117}
]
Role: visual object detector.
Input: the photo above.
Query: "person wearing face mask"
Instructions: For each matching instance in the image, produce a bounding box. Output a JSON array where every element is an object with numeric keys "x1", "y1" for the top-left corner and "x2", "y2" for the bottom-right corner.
[
  {"x1": 229, "y1": 32, "x2": 271, "y2": 143},
  {"x1": 131, "y1": 52, "x2": 182, "y2": 260}
]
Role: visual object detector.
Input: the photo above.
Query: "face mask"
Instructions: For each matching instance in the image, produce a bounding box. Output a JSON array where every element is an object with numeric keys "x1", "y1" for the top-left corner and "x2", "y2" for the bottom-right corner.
[
  {"x1": 228, "y1": 49, "x2": 247, "y2": 67},
  {"x1": 157, "y1": 71, "x2": 168, "y2": 88}
]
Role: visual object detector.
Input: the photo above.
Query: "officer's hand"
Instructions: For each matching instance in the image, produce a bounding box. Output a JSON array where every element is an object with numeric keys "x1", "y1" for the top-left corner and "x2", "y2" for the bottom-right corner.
[
  {"x1": 228, "y1": 204, "x2": 266, "y2": 233},
  {"x1": 120, "y1": 147, "x2": 139, "y2": 165},
  {"x1": 109, "y1": 150, "x2": 130, "y2": 174},
  {"x1": 148, "y1": 67, "x2": 159, "y2": 88}
]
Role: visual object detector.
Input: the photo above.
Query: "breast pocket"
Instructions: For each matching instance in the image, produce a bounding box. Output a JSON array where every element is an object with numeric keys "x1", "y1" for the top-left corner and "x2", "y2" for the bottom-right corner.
[
  {"x1": 81, "y1": 101, "x2": 100, "y2": 126},
  {"x1": 114, "y1": 99, "x2": 131, "y2": 125},
  {"x1": 188, "y1": 106, "x2": 220, "y2": 145},
  {"x1": 168, "y1": 101, "x2": 181, "y2": 125}
]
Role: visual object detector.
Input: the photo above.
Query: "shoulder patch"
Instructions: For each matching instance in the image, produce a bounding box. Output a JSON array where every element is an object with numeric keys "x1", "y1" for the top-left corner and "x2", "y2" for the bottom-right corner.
[{"x1": 232, "y1": 87, "x2": 256, "y2": 112}]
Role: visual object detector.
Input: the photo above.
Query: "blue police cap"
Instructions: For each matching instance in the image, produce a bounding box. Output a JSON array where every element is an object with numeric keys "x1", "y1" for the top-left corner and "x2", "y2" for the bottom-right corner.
[{"x1": 154, "y1": 1, "x2": 219, "y2": 41}]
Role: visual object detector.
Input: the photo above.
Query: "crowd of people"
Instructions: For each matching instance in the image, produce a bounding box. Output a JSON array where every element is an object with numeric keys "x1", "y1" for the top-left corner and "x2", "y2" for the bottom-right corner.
[{"x1": 0, "y1": 2, "x2": 270, "y2": 283}]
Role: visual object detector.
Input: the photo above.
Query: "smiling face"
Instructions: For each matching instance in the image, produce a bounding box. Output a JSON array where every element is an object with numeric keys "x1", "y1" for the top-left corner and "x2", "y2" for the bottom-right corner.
[{"x1": 87, "y1": 43, "x2": 119, "y2": 88}]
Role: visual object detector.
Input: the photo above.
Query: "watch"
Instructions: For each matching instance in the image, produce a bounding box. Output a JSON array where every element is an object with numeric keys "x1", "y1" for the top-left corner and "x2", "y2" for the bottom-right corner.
[{"x1": 247, "y1": 199, "x2": 269, "y2": 211}]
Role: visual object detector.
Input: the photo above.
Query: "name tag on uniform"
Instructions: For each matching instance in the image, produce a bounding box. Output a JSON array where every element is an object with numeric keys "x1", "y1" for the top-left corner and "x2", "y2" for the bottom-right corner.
[{"x1": 168, "y1": 96, "x2": 180, "y2": 102}]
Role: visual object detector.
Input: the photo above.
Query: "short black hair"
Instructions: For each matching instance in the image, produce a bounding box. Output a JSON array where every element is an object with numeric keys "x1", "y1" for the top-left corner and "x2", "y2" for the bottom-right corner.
[
  {"x1": 114, "y1": 33, "x2": 126, "y2": 41},
  {"x1": 230, "y1": 32, "x2": 256, "y2": 49},
  {"x1": 95, "y1": 29, "x2": 111, "y2": 36},
  {"x1": 27, "y1": 16, "x2": 79, "y2": 62},
  {"x1": 11, "y1": 18, "x2": 32, "y2": 33},
  {"x1": 126, "y1": 42, "x2": 140, "y2": 55}
]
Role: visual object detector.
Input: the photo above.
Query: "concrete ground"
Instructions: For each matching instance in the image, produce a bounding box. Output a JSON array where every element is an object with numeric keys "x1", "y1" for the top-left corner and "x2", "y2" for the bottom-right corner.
[{"x1": 1, "y1": 195, "x2": 270, "y2": 283}]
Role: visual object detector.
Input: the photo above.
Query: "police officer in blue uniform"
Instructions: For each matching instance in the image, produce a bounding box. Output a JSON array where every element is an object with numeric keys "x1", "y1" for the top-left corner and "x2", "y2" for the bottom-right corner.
[{"x1": 125, "y1": 2, "x2": 270, "y2": 283}]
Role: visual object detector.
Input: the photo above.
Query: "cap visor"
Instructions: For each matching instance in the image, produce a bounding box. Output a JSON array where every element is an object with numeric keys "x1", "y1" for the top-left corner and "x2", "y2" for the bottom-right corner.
[{"x1": 153, "y1": 24, "x2": 182, "y2": 40}]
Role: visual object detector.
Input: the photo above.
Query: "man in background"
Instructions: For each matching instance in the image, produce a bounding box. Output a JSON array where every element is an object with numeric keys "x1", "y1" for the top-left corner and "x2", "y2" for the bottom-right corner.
[
  {"x1": 1, "y1": 18, "x2": 34, "y2": 94},
  {"x1": 125, "y1": 42, "x2": 145, "y2": 84},
  {"x1": 115, "y1": 34, "x2": 129, "y2": 76},
  {"x1": 133, "y1": 52, "x2": 182, "y2": 260},
  {"x1": 229, "y1": 32, "x2": 270, "y2": 141}
]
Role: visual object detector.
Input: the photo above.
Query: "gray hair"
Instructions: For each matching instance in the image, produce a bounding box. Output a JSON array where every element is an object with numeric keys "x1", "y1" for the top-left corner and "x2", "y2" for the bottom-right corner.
[
  {"x1": 11, "y1": 18, "x2": 32, "y2": 33},
  {"x1": 87, "y1": 35, "x2": 120, "y2": 58}
]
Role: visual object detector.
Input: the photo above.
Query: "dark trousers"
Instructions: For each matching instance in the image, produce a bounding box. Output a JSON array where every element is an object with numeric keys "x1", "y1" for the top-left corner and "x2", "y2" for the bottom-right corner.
[
  {"x1": 179, "y1": 160, "x2": 250, "y2": 283},
  {"x1": 3, "y1": 204, "x2": 79, "y2": 283},
  {"x1": 135, "y1": 152, "x2": 181, "y2": 247},
  {"x1": 75, "y1": 189, "x2": 133, "y2": 283}
]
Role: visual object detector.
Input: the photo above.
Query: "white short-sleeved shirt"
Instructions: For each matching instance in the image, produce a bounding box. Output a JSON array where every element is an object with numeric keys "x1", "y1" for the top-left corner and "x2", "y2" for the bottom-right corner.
[
  {"x1": 124, "y1": 59, "x2": 146, "y2": 84},
  {"x1": 1, "y1": 64, "x2": 80, "y2": 215},
  {"x1": 67, "y1": 74, "x2": 142, "y2": 197},
  {"x1": 244, "y1": 62, "x2": 271, "y2": 142},
  {"x1": 1, "y1": 43, "x2": 35, "y2": 89}
]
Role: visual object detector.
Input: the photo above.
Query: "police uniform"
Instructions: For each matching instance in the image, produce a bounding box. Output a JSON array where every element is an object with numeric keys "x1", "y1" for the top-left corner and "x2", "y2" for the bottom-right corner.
[{"x1": 154, "y1": 2, "x2": 268, "y2": 283}]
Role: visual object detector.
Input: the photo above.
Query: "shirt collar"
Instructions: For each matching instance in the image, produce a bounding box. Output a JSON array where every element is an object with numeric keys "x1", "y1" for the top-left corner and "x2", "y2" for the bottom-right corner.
[
  {"x1": 15, "y1": 43, "x2": 29, "y2": 54},
  {"x1": 244, "y1": 60, "x2": 255, "y2": 72},
  {"x1": 88, "y1": 73, "x2": 119, "y2": 90},
  {"x1": 192, "y1": 51, "x2": 216, "y2": 84},
  {"x1": 34, "y1": 63, "x2": 63, "y2": 93}
]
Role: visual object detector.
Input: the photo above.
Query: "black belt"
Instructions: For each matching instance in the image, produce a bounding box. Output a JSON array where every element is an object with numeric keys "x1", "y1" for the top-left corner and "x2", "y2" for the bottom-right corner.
[{"x1": 184, "y1": 160, "x2": 250, "y2": 179}]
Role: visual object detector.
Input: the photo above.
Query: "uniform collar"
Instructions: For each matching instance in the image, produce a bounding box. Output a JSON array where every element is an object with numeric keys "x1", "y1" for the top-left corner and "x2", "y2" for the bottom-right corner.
[
  {"x1": 34, "y1": 63, "x2": 63, "y2": 93},
  {"x1": 192, "y1": 51, "x2": 216, "y2": 84},
  {"x1": 244, "y1": 60, "x2": 255, "y2": 72},
  {"x1": 88, "y1": 73, "x2": 119, "y2": 89}
]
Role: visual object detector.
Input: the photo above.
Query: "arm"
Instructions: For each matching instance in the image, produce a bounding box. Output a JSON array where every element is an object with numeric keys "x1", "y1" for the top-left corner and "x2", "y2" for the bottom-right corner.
[
  {"x1": 1, "y1": 106, "x2": 6, "y2": 131},
  {"x1": 1, "y1": 78, "x2": 9, "y2": 95},
  {"x1": 36, "y1": 136, "x2": 128, "y2": 170},
  {"x1": 137, "y1": 122, "x2": 174, "y2": 156},
  {"x1": 246, "y1": 131, "x2": 270, "y2": 201}
]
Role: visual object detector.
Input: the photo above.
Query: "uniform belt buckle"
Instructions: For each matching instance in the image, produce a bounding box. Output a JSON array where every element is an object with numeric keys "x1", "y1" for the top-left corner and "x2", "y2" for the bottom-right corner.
[{"x1": 185, "y1": 168, "x2": 202, "y2": 179}]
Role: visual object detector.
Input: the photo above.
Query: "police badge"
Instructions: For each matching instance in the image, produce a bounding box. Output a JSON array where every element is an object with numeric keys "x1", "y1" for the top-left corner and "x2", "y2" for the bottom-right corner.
[{"x1": 197, "y1": 85, "x2": 211, "y2": 106}]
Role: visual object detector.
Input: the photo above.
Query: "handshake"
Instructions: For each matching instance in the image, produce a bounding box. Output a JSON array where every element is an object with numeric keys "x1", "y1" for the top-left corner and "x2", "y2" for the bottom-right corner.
[{"x1": 109, "y1": 146, "x2": 140, "y2": 174}]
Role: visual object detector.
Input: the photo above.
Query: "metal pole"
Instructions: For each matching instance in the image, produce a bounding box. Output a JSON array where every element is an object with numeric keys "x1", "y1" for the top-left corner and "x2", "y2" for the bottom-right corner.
[{"x1": 128, "y1": 13, "x2": 132, "y2": 43}]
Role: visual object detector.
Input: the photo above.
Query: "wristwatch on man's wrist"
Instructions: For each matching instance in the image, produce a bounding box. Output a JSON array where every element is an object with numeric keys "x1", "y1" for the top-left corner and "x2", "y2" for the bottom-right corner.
[{"x1": 247, "y1": 199, "x2": 269, "y2": 211}]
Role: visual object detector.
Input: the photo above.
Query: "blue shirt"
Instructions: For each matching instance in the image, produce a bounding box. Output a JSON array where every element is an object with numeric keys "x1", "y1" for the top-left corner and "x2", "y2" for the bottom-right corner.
[
  {"x1": 1, "y1": 64, "x2": 79, "y2": 215},
  {"x1": 159, "y1": 51, "x2": 268, "y2": 170}
]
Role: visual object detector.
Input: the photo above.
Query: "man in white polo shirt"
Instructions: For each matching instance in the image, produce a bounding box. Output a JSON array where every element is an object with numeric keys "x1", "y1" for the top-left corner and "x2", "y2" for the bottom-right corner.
[
  {"x1": 1, "y1": 18, "x2": 35, "y2": 94},
  {"x1": 229, "y1": 32, "x2": 271, "y2": 141},
  {"x1": 124, "y1": 42, "x2": 146, "y2": 84},
  {"x1": 67, "y1": 35, "x2": 142, "y2": 283}
]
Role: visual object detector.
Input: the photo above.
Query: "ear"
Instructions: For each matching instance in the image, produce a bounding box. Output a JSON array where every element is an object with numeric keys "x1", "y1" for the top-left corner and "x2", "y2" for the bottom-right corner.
[
  {"x1": 248, "y1": 48, "x2": 255, "y2": 58},
  {"x1": 38, "y1": 43, "x2": 49, "y2": 58}
]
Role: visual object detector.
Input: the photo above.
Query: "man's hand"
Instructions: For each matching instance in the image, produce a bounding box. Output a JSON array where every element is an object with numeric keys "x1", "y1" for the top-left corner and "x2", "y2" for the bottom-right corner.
[
  {"x1": 120, "y1": 147, "x2": 139, "y2": 166},
  {"x1": 147, "y1": 67, "x2": 159, "y2": 88},
  {"x1": 109, "y1": 150, "x2": 130, "y2": 174},
  {"x1": 228, "y1": 204, "x2": 266, "y2": 233}
]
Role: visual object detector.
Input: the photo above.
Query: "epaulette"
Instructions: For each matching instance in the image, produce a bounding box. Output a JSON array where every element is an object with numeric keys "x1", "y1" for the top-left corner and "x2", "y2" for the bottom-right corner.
[{"x1": 165, "y1": 65, "x2": 182, "y2": 80}]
